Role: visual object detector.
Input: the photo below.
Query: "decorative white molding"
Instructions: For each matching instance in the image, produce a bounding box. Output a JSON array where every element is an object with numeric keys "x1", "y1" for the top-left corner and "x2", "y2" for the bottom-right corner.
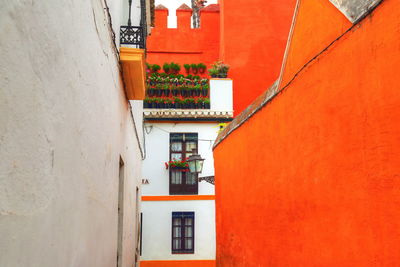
[{"x1": 144, "y1": 109, "x2": 234, "y2": 119}]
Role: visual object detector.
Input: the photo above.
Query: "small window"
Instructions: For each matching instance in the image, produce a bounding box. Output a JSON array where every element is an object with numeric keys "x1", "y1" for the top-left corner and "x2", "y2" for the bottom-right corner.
[
  {"x1": 169, "y1": 133, "x2": 198, "y2": 195},
  {"x1": 172, "y1": 212, "x2": 195, "y2": 254}
]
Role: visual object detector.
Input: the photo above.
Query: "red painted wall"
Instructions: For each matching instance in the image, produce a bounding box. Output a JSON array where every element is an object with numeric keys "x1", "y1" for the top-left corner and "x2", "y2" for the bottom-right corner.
[
  {"x1": 219, "y1": 0, "x2": 296, "y2": 115},
  {"x1": 214, "y1": 0, "x2": 400, "y2": 266},
  {"x1": 146, "y1": 6, "x2": 220, "y2": 72}
]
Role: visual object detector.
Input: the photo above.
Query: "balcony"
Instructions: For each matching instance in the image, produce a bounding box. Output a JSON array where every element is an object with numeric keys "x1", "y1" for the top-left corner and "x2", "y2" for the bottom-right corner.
[
  {"x1": 143, "y1": 77, "x2": 233, "y2": 121},
  {"x1": 120, "y1": 25, "x2": 146, "y2": 49},
  {"x1": 119, "y1": 0, "x2": 148, "y2": 100}
]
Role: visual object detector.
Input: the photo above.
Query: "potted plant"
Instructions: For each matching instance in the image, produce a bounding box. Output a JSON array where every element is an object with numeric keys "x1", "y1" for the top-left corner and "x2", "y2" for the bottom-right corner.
[
  {"x1": 180, "y1": 86, "x2": 188, "y2": 98},
  {"x1": 182, "y1": 98, "x2": 189, "y2": 109},
  {"x1": 210, "y1": 61, "x2": 229, "y2": 78},
  {"x1": 155, "y1": 84, "x2": 163, "y2": 97},
  {"x1": 143, "y1": 97, "x2": 150, "y2": 108},
  {"x1": 148, "y1": 75, "x2": 156, "y2": 86},
  {"x1": 208, "y1": 68, "x2": 218, "y2": 78},
  {"x1": 196, "y1": 98, "x2": 204, "y2": 109},
  {"x1": 184, "y1": 64, "x2": 191, "y2": 74},
  {"x1": 170, "y1": 62, "x2": 181, "y2": 74},
  {"x1": 200, "y1": 78, "x2": 208, "y2": 86},
  {"x1": 153, "y1": 98, "x2": 160, "y2": 108},
  {"x1": 165, "y1": 98, "x2": 173, "y2": 109},
  {"x1": 171, "y1": 85, "x2": 179, "y2": 96},
  {"x1": 191, "y1": 63, "x2": 198, "y2": 74},
  {"x1": 166, "y1": 159, "x2": 189, "y2": 171},
  {"x1": 198, "y1": 63, "x2": 206, "y2": 74},
  {"x1": 201, "y1": 84, "x2": 209, "y2": 96},
  {"x1": 173, "y1": 97, "x2": 182, "y2": 109},
  {"x1": 186, "y1": 98, "x2": 195, "y2": 109},
  {"x1": 151, "y1": 64, "x2": 161, "y2": 73},
  {"x1": 204, "y1": 98, "x2": 210, "y2": 109},
  {"x1": 163, "y1": 84, "x2": 170, "y2": 97},
  {"x1": 186, "y1": 85, "x2": 194, "y2": 97},
  {"x1": 163, "y1": 63, "x2": 171, "y2": 74},
  {"x1": 193, "y1": 84, "x2": 200, "y2": 97},
  {"x1": 147, "y1": 85, "x2": 155, "y2": 97}
]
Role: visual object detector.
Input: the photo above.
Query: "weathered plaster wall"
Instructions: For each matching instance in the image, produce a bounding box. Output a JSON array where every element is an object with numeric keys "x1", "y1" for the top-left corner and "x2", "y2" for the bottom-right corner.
[
  {"x1": 214, "y1": 0, "x2": 400, "y2": 265},
  {"x1": 219, "y1": 0, "x2": 296, "y2": 115},
  {"x1": 0, "y1": 1, "x2": 143, "y2": 266}
]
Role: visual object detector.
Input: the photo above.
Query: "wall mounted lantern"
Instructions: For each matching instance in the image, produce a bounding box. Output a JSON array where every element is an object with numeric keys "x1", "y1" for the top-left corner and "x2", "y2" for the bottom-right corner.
[{"x1": 187, "y1": 154, "x2": 205, "y2": 174}]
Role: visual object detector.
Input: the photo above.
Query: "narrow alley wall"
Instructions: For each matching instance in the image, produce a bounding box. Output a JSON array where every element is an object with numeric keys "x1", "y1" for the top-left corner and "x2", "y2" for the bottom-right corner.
[
  {"x1": 0, "y1": 1, "x2": 143, "y2": 267},
  {"x1": 219, "y1": 0, "x2": 297, "y2": 115},
  {"x1": 213, "y1": 0, "x2": 400, "y2": 265}
]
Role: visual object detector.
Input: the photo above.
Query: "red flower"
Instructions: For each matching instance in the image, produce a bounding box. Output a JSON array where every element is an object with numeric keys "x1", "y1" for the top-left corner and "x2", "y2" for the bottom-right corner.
[{"x1": 165, "y1": 162, "x2": 169, "y2": 169}]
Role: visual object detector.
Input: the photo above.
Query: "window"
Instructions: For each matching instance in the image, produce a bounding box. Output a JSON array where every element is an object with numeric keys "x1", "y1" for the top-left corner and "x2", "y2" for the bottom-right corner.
[
  {"x1": 172, "y1": 212, "x2": 195, "y2": 254},
  {"x1": 169, "y1": 133, "x2": 198, "y2": 195}
]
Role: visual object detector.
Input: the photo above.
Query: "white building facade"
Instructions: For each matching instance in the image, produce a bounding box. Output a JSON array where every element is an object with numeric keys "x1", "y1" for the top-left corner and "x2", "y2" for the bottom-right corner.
[
  {"x1": 0, "y1": 0, "x2": 148, "y2": 267},
  {"x1": 140, "y1": 79, "x2": 233, "y2": 267}
]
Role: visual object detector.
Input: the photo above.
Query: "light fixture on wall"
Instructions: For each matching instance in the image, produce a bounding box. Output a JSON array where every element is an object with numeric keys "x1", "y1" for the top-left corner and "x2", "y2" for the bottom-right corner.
[
  {"x1": 187, "y1": 154, "x2": 205, "y2": 174},
  {"x1": 187, "y1": 154, "x2": 214, "y2": 184}
]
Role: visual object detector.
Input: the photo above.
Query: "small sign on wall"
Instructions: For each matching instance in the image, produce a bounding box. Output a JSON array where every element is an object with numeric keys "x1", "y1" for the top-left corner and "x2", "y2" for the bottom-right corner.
[{"x1": 142, "y1": 179, "x2": 150, "y2": 185}]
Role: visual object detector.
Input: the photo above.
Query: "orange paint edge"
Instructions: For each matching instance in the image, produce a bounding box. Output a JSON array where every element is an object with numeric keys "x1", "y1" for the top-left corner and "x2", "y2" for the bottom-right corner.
[{"x1": 142, "y1": 195, "x2": 215, "y2": 201}]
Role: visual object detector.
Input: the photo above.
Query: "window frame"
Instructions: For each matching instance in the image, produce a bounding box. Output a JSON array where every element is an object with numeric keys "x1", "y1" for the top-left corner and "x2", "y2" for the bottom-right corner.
[
  {"x1": 171, "y1": 212, "x2": 195, "y2": 254},
  {"x1": 169, "y1": 133, "x2": 199, "y2": 195}
]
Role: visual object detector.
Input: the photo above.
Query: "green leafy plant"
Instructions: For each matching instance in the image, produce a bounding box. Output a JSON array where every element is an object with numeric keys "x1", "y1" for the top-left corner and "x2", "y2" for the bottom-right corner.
[
  {"x1": 209, "y1": 61, "x2": 229, "y2": 78},
  {"x1": 151, "y1": 64, "x2": 161, "y2": 72},
  {"x1": 163, "y1": 63, "x2": 171, "y2": 73},
  {"x1": 191, "y1": 63, "x2": 198, "y2": 74},
  {"x1": 204, "y1": 98, "x2": 210, "y2": 109},
  {"x1": 170, "y1": 62, "x2": 181, "y2": 74},
  {"x1": 208, "y1": 68, "x2": 218, "y2": 77},
  {"x1": 197, "y1": 63, "x2": 206, "y2": 73},
  {"x1": 184, "y1": 64, "x2": 191, "y2": 73}
]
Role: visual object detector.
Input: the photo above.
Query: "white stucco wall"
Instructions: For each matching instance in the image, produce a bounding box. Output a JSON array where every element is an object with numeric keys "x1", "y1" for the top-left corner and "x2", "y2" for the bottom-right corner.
[
  {"x1": 210, "y1": 79, "x2": 233, "y2": 112},
  {"x1": 141, "y1": 200, "x2": 216, "y2": 260},
  {"x1": 142, "y1": 122, "x2": 218, "y2": 196},
  {"x1": 0, "y1": 1, "x2": 143, "y2": 267}
]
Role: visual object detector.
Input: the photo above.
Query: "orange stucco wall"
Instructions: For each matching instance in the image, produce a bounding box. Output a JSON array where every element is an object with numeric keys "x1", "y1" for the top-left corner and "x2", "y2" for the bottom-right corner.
[
  {"x1": 146, "y1": 8, "x2": 220, "y2": 70},
  {"x1": 214, "y1": 0, "x2": 400, "y2": 266},
  {"x1": 141, "y1": 260, "x2": 216, "y2": 267},
  {"x1": 219, "y1": 0, "x2": 296, "y2": 115}
]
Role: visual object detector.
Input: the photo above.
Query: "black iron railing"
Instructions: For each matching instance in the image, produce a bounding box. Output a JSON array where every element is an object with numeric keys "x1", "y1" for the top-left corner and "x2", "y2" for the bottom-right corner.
[
  {"x1": 120, "y1": 0, "x2": 147, "y2": 49},
  {"x1": 120, "y1": 26, "x2": 145, "y2": 48}
]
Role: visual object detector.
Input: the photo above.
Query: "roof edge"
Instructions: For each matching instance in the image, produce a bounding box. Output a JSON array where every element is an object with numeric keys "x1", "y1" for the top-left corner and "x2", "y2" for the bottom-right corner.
[{"x1": 213, "y1": 80, "x2": 279, "y2": 150}]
